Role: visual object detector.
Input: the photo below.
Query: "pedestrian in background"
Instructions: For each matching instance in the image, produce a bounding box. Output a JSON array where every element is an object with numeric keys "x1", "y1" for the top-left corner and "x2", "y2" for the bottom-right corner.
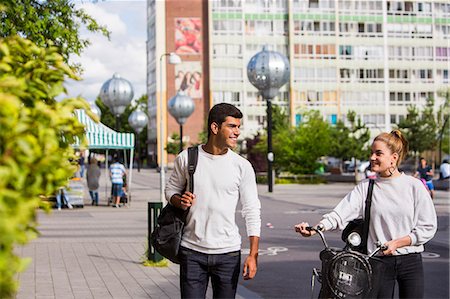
[
  {"x1": 439, "y1": 159, "x2": 450, "y2": 179},
  {"x1": 415, "y1": 157, "x2": 435, "y2": 199},
  {"x1": 87, "y1": 156, "x2": 101, "y2": 206},
  {"x1": 109, "y1": 155, "x2": 126, "y2": 208},
  {"x1": 56, "y1": 188, "x2": 72, "y2": 210},
  {"x1": 77, "y1": 151, "x2": 85, "y2": 178},
  {"x1": 165, "y1": 103, "x2": 261, "y2": 299},
  {"x1": 295, "y1": 130, "x2": 437, "y2": 299}
]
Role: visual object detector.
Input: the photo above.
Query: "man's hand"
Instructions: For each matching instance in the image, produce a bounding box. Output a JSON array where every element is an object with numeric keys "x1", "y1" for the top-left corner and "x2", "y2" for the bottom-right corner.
[
  {"x1": 171, "y1": 191, "x2": 195, "y2": 210},
  {"x1": 243, "y1": 236, "x2": 259, "y2": 280},
  {"x1": 242, "y1": 255, "x2": 257, "y2": 280}
]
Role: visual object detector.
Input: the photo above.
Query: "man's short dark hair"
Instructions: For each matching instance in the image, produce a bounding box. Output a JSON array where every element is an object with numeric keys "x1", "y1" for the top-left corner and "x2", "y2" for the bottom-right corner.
[{"x1": 207, "y1": 103, "x2": 243, "y2": 138}]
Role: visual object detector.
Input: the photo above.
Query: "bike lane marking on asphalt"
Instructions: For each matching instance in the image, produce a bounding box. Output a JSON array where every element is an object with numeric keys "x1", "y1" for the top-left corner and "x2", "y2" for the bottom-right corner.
[
  {"x1": 241, "y1": 247, "x2": 288, "y2": 256},
  {"x1": 421, "y1": 252, "x2": 440, "y2": 258}
]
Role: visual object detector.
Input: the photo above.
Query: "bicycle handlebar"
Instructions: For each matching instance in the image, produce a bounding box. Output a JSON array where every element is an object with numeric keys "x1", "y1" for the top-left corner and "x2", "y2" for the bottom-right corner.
[
  {"x1": 305, "y1": 225, "x2": 324, "y2": 233},
  {"x1": 306, "y1": 226, "x2": 388, "y2": 258},
  {"x1": 305, "y1": 225, "x2": 328, "y2": 248}
]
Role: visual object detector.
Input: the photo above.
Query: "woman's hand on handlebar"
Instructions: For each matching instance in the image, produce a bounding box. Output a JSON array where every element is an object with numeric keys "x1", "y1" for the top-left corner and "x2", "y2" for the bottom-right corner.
[
  {"x1": 294, "y1": 222, "x2": 317, "y2": 237},
  {"x1": 382, "y1": 236, "x2": 412, "y2": 255}
]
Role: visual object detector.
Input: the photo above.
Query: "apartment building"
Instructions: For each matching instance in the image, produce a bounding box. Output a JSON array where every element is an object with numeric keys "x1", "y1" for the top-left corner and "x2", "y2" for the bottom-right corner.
[{"x1": 147, "y1": 0, "x2": 450, "y2": 164}]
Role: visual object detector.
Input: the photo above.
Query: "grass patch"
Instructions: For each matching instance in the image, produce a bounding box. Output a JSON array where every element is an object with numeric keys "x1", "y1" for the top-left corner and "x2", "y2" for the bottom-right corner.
[
  {"x1": 142, "y1": 259, "x2": 169, "y2": 267},
  {"x1": 257, "y1": 174, "x2": 327, "y2": 184},
  {"x1": 141, "y1": 242, "x2": 169, "y2": 267}
]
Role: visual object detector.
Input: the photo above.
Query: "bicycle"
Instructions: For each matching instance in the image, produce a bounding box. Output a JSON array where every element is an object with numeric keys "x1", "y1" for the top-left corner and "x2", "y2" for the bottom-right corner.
[{"x1": 306, "y1": 225, "x2": 387, "y2": 299}]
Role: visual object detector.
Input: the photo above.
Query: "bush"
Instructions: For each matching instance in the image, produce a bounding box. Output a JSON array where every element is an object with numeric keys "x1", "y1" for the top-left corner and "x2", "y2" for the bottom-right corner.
[
  {"x1": 256, "y1": 174, "x2": 326, "y2": 185},
  {"x1": 0, "y1": 36, "x2": 91, "y2": 298}
]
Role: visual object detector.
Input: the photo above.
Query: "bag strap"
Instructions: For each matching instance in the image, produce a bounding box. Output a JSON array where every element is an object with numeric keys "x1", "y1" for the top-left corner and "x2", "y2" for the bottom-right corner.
[
  {"x1": 362, "y1": 179, "x2": 374, "y2": 254},
  {"x1": 187, "y1": 146, "x2": 198, "y2": 193}
]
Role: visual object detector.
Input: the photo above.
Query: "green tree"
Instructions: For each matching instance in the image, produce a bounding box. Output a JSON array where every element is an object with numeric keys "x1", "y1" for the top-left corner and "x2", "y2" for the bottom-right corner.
[
  {"x1": 95, "y1": 94, "x2": 148, "y2": 134},
  {"x1": 166, "y1": 133, "x2": 186, "y2": 155},
  {"x1": 254, "y1": 109, "x2": 332, "y2": 174},
  {"x1": 437, "y1": 90, "x2": 450, "y2": 162},
  {"x1": 397, "y1": 98, "x2": 438, "y2": 158},
  {"x1": 0, "y1": 36, "x2": 93, "y2": 298},
  {"x1": 0, "y1": 0, "x2": 110, "y2": 69},
  {"x1": 282, "y1": 110, "x2": 332, "y2": 174},
  {"x1": 329, "y1": 111, "x2": 371, "y2": 167}
]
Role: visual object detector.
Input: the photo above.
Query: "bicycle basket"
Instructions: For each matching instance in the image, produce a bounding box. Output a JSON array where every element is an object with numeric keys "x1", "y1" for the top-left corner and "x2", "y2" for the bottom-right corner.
[{"x1": 326, "y1": 251, "x2": 372, "y2": 298}]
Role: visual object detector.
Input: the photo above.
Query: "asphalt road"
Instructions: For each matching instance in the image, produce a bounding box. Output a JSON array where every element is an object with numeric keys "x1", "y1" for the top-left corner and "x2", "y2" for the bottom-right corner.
[{"x1": 237, "y1": 195, "x2": 449, "y2": 299}]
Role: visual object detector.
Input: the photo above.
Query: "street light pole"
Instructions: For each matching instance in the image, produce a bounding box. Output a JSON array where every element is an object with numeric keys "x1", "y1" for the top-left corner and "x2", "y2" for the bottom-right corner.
[
  {"x1": 168, "y1": 91, "x2": 195, "y2": 153},
  {"x1": 266, "y1": 99, "x2": 273, "y2": 192},
  {"x1": 247, "y1": 47, "x2": 290, "y2": 193},
  {"x1": 100, "y1": 73, "x2": 134, "y2": 159},
  {"x1": 128, "y1": 110, "x2": 148, "y2": 172},
  {"x1": 159, "y1": 53, "x2": 181, "y2": 205},
  {"x1": 179, "y1": 124, "x2": 183, "y2": 153}
]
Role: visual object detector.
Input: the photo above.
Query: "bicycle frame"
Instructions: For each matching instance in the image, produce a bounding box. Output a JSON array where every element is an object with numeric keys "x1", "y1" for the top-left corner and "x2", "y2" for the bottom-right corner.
[{"x1": 306, "y1": 226, "x2": 386, "y2": 299}]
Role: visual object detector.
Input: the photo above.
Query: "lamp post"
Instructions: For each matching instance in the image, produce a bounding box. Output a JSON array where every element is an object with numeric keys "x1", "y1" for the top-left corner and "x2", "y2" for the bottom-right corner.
[
  {"x1": 159, "y1": 53, "x2": 181, "y2": 204},
  {"x1": 99, "y1": 73, "x2": 134, "y2": 130},
  {"x1": 247, "y1": 47, "x2": 290, "y2": 193},
  {"x1": 168, "y1": 92, "x2": 195, "y2": 153},
  {"x1": 128, "y1": 110, "x2": 148, "y2": 172}
]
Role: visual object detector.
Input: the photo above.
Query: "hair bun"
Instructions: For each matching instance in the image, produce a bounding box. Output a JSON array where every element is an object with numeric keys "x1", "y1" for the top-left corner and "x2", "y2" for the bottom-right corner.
[{"x1": 390, "y1": 130, "x2": 402, "y2": 138}]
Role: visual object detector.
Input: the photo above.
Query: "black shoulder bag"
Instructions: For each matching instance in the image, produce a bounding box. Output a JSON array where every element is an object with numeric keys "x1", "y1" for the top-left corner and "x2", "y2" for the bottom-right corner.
[
  {"x1": 150, "y1": 146, "x2": 198, "y2": 263},
  {"x1": 341, "y1": 179, "x2": 374, "y2": 254}
]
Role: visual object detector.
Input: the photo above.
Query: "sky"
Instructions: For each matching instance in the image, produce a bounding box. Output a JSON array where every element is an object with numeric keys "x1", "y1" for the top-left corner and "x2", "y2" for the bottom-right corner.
[{"x1": 65, "y1": 0, "x2": 147, "y2": 104}]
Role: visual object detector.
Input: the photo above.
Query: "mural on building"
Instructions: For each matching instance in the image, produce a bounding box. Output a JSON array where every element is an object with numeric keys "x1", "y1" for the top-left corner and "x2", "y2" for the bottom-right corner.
[
  {"x1": 175, "y1": 18, "x2": 202, "y2": 54},
  {"x1": 175, "y1": 62, "x2": 202, "y2": 99}
]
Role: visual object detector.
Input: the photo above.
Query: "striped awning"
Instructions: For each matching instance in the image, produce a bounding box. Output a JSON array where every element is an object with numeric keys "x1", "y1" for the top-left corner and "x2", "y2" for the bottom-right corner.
[{"x1": 73, "y1": 109, "x2": 134, "y2": 149}]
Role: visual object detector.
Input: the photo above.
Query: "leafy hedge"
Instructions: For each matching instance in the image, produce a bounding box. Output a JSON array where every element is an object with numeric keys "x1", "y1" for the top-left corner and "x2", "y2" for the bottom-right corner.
[{"x1": 0, "y1": 36, "x2": 92, "y2": 298}]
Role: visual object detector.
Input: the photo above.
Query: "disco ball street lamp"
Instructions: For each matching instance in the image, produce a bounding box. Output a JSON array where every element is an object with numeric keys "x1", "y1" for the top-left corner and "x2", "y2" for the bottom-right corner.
[
  {"x1": 247, "y1": 47, "x2": 290, "y2": 193},
  {"x1": 99, "y1": 73, "x2": 134, "y2": 130},
  {"x1": 128, "y1": 110, "x2": 148, "y2": 172},
  {"x1": 168, "y1": 92, "x2": 195, "y2": 153}
]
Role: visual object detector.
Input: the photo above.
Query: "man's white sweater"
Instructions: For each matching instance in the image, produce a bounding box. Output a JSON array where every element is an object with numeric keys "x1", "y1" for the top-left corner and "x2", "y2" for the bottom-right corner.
[
  {"x1": 165, "y1": 145, "x2": 261, "y2": 254},
  {"x1": 320, "y1": 173, "x2": 437, "y2": 255}
]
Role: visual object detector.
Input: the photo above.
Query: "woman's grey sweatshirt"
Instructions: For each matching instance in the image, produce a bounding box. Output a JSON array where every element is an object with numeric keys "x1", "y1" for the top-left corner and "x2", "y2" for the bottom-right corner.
[{"x1": 320, "y1": 173, "x2": 437, "y2": 255}]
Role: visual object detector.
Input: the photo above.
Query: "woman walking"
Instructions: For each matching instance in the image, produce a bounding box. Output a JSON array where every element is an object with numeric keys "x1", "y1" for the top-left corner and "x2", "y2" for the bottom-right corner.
[
  {"x1": 295, "y1": 130, "x2": 437, "y2": 298},
  {"x1": 86, "y1": 156, "x2": 101, "y2": 206}
]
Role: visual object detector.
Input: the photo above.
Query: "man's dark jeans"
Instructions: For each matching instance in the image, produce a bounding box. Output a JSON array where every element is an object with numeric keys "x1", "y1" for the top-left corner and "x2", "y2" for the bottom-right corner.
[
  {"x1": 179, "y1": 246, "x2": 241, "y2": 299},
  {"x1": 377, "y1": 253, "x2": 424, "y2": 298}
]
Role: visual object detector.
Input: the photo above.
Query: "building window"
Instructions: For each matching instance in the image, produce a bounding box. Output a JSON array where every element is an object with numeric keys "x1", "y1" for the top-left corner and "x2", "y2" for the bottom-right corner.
[
  {"x1": 211, "y1": 67, "x2": 243, "y2": 82},
  {"x1": 358, "y1": 23, "x2": 365, "y2": 33},
  {"x1": 213, "y1": 20, "x2": 242, "y2": 34},
  {"x1": 295, "y1": 114, "x2": 302, "y2": 126},
  {"x1": 329, "y1": 114, "x2": 337, "y2": 125},
  {"x1": 339, "y1": 45, "x2": 353, "y2": 59},
  {"x1": 436, "y1": 47, "x2": 449, "y2": 60},
  {"x1": 390, "y1": 114, "x2": 397, "y2": 124},
  {"x1": 213, "y1": 91, "x2": 241, "y2": 105},
  {"x1": 309, "y1": 0, "x2": 319, "y2": 9}
]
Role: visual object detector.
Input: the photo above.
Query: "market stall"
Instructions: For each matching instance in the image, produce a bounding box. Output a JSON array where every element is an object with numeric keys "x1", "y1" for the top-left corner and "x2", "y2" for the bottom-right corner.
[{"x1": 72, "y1": 109, "x2": 135, "y2": 205}]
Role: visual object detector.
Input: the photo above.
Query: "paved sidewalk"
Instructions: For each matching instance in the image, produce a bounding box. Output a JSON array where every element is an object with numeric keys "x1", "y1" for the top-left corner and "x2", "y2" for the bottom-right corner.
[
  {"x1": 16, "y1": 169, "x2": 449, "y2": 299},
  {"x1": 16, "y1": 169, "x2": 183, "y2": 299}
]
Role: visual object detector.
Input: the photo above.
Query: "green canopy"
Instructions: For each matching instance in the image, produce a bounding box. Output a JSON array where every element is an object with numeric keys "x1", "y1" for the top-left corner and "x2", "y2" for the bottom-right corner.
[{"x1": 74, "y1": 109, "x2": 134, "y2": 149}]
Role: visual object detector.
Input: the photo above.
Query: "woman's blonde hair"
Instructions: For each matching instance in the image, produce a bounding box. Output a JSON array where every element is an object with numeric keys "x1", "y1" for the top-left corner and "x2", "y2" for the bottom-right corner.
[{"x1": 373, "y1": 130, "x2": 409, "y2": 166}]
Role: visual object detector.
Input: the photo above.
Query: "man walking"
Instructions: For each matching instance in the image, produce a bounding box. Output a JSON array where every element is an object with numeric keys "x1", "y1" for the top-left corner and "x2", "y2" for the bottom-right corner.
[
  {"x1": 165, "y1": 103, "x2": 261, "y2": 299},
  {"x1": 109, "y1": 155, "x2": 126, "y2": 208}
]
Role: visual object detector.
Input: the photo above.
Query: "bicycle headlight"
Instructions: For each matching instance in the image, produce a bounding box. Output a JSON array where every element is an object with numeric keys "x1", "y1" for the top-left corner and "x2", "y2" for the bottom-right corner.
[{"x1": 347, "y1": 232, "x2": 362, "y2": 247}]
